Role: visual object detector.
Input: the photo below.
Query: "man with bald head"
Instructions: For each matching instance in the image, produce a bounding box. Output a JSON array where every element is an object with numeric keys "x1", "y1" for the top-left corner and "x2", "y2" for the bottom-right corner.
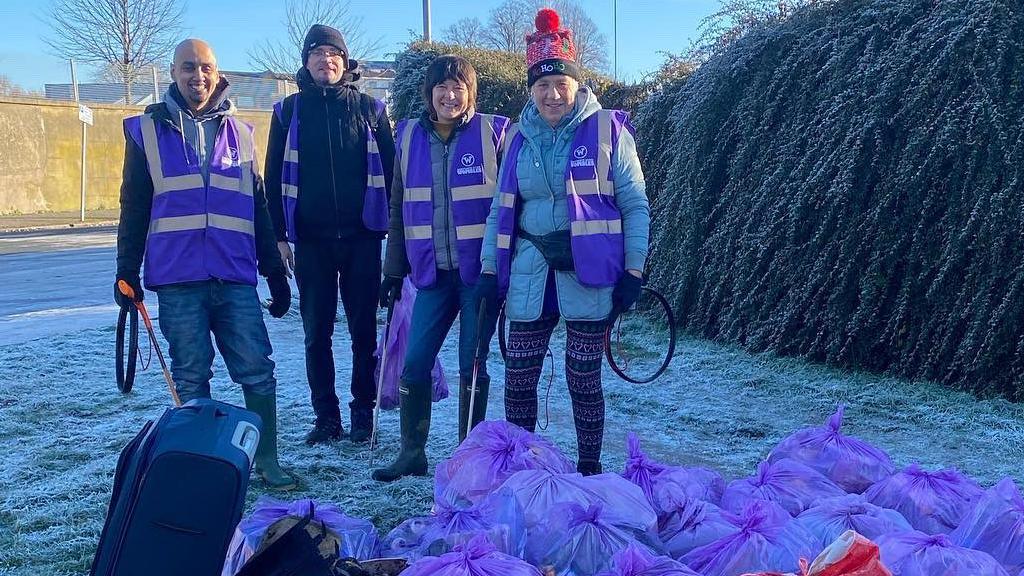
[{"x1": 115, "y1": 39, "x2": 297, "y2": 490}]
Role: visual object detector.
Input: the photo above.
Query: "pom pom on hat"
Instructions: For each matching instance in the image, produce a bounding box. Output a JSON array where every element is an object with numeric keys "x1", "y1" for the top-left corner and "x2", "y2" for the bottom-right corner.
[{"x1": 535, "y1": 8, "x2": 560, "y2": 33}]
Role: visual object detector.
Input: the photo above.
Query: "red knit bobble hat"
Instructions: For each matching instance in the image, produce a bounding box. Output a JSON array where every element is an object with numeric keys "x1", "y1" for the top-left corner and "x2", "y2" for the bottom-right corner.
[{"x1": 526, "y1": 8, "x2": 581, "y2": 87}]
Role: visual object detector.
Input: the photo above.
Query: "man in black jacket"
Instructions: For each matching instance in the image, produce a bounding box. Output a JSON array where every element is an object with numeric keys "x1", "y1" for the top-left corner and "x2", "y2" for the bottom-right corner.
[
  {"x1": 115, "y1": 39, "x2": 296, "y2": 489},
  {"x1": 265, "y1": 25, "x2": 396, "y2": 445}
]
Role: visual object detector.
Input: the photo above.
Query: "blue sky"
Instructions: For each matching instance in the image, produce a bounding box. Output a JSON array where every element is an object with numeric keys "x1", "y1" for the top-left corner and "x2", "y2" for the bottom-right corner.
[{"x1": 0, "y1": 0, "x2": 720, "y2": 90}]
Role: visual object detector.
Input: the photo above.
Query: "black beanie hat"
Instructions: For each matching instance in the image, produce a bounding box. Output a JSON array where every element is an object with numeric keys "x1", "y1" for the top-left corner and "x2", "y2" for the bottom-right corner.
[{"x1": 302, "y1": 24, "x2": 349, "y2": 70}]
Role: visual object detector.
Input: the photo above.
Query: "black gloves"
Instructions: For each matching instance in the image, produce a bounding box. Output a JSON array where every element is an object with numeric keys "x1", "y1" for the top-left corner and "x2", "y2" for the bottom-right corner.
[
  {"x1": 114, "y1": 273, "x2": 144, "y2": 309},
  {"x1": 474, "y1": 273, "x2": 499, "y2": 315},
  {"x1": 609, "y1": 273, "x2": 643, "y2": 324},
  {"x1": 266, "y1": 274, "x2": 291, "y2": 318},
  {"x1": 379, "y1": 275, "x2": 403, "y2": 309}
]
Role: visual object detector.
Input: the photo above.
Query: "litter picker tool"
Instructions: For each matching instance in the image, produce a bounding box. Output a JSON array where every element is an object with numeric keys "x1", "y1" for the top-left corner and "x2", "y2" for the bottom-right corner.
[
  {"x1": 117, "y1": 280, "x2": 180, "y2": 406},
  {"x1": 465, "y1": 297, "x2": 489, "y2": 441},
  {"x1": 369, "y1": 295, "x2": 396, "y2": 467}
]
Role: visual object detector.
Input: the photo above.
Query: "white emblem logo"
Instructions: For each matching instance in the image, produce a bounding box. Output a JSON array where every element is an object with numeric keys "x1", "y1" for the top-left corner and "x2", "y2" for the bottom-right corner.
[
  {"x1": 461, "y1": 153, "x2": 475, "y2": 167},
  {"x1": 574, "y1": 145, "x2": 588, "y2": 159}
]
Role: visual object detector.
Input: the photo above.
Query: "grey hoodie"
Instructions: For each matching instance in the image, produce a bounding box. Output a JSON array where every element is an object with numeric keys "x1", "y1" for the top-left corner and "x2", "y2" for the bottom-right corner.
[{"x1": 163, "y1": 79, "x2": 234, "y2": 185}]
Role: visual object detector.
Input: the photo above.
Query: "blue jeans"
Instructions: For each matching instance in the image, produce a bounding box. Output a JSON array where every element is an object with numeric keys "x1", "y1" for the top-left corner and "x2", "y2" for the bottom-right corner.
[
  {"x1": 402, "y1": 269, "x2": 491, "y2": 387},
  {"x1": 156, "y1": 280, "x2": 276, "y2": 402}
]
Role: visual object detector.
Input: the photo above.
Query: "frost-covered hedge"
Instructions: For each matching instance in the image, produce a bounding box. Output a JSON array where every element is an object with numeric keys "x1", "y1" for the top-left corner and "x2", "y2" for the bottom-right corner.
[
  {"x1": 390, "y1": 41, "x2": 643, "y2": 122},
  {"x1": 643, "y1": 0, "x2": 1024, "y2": 397}
]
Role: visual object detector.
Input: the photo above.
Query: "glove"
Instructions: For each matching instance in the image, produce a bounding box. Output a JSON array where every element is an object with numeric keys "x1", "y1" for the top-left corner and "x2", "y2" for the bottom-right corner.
[
  {"x1": 609, "y1": 273, "x2": 642, "y2": 325},
  {"x1": 379, "y1": 275, "x2": 403, "y2": 309},
  {"x1": 474, "y1": 273, "x2": 499, "y2": 316},
  {"x1": 267, "y1": 274, "x2": 291, "y2": 318},
  {"x1": 114, "y1": 273, "x2": 144, "y2": 309}
]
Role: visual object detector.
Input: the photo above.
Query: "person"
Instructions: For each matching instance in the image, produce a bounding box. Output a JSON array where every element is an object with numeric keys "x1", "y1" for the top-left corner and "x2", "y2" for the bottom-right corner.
[
  {"x1": 265, "y1": 24, "x2": 396, "y2": 446},
  {"x1": 372, "y1": 55, "x2": 510, "y2": 482},
  {"x1": 114, "y1": 39, "x2": 297, "y2": 490},
  {"x1": 477, "y1": 8, "x2": 651, "y2": 476}
]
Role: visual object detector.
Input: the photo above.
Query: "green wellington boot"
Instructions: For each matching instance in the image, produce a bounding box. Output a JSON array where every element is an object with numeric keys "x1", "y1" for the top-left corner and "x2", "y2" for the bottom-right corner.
[
  {"x1": 458, "y1": 375, "x2": 490, "y2": 443},
  {"x1": 371, "y1": 380, "x2": 432, "y2": 482},
  {"x1": 243, "y1": 391, "x2": 299, "y2": 491}
]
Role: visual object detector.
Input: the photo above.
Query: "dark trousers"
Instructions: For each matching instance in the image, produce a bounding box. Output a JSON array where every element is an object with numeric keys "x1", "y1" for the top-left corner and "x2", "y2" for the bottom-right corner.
[{"x1": 295, "y1": 237, "x2": 381, "y2": 421}]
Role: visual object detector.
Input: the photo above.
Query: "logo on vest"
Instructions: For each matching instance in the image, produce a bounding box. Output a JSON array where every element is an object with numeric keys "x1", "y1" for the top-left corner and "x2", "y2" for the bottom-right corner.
[
  {"x1": 456, "y1": 152, "x2": 483, "y2": 175},
  {"x1": 220, "y1": 147, "x2": 240, "y2": 169},
  {"x1": 570, "y1": 145, "x2": 594, "y2": 168}
]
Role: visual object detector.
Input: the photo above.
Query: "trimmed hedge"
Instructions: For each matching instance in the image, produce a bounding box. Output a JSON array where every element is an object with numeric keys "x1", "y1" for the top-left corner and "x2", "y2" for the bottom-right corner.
[{"x1": 643, "y1": 0, "x2": 1024, "y2": 397}]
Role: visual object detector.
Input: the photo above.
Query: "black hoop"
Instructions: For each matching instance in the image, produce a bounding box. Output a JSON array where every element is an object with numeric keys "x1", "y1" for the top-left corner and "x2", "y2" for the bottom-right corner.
[
  {"x1": 498, "y1": 303, "x2": 510, "y2": 362},
  {"x1": 604, "y1": 286, "x2": 676, "y2": 384},
  {"x1": 115, "y1": 305, "x2": 139, "y2": 393}
]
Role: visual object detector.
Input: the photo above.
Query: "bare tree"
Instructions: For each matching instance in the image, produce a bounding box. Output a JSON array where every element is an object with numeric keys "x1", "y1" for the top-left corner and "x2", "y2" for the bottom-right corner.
[
  {"x1": 44, "y1": 0, "x2": 185, "y2": 104},
  {"x1": 550, "y1": 0, "x2": 609, "y2": 72},
  {"x1": 0, "y1": 74, "x2": 38, "y2": 97},
  {"x1": 478, "y1": 0, "x2": 609, "y2": 72},
  {"x1": 442, "y1": 17, "x2": 486, "y2": 47},
  {"x1": 248, "y1": 0, "x2": 385, "y2": 75}
]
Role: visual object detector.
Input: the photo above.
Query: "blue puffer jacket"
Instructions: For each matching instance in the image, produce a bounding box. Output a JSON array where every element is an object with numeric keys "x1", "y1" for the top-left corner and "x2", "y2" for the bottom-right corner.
[{"x1": 480, "y1": 87, "x2": 650, "y2": 322}]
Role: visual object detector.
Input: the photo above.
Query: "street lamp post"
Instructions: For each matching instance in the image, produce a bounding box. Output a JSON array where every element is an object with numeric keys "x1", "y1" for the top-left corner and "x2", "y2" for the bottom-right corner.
[{"x1": 423, "y1": 0, "x2": 432, "y2": 41}]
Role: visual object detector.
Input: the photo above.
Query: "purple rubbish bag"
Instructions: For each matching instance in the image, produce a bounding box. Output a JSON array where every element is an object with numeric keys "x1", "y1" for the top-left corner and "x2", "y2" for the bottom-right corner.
[
  {"x1": 795, "y1": 493, "x2": 913, "y2": 548},
  {"x1": 720, "y1": 458, "x2": 845, "y2": 517},
  {"x1": 950, "y1": 477, "x2": 1024, "y2": 574},
  {"x1": 418, "y1": 490, "x2": 528, "y2": 558},
  {"x1": 528, "y1": 502, "x2": 662, "y2": 576},
  {"x1": 381, "y1": 515, "x2": 437, "y2": 561},
  {"x1": 623, "y1": 432, "x2": 671, "y2": 506},
  {"x1": 596, "y1": 542, "x2": 701, "y2": 576},
  {"x1": 497, "y1": 468, "x2": 657, "y2": 533},
  {"x1": 375, "y1": 278, "x2": 448, "y2": 410},
  {"x1": 863, "y1": 463, "x2": 983, "y2": 534},
  {"x1": 400, "y1": 533, "x2": 542, "y2": 576},
  {"x1": 655, "y1": 484, "x2": 736, "y2": 560},
  {"x1": 768, "y1": 405, "x2": 894, "y2": 493},
  {"x1": 653, "y1": 466, "x2": 727, "y2": 508},
  {"x1": 222, "y1": 498, "x2": 380, "y2": 576},
  {"x1": 682, "y1": 500, "x2": 820, "y2": 576},
  {"x1": 434, "y1": 421, "x2": 574, "y2": 507},
  {"x1": 876, "y1": 530, "x2": 1010, "y2": 576}
]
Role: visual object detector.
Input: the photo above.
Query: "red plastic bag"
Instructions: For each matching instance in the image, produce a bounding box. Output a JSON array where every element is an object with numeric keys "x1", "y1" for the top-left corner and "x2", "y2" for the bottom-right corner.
[{"x1": 742, "y1": 530, "x2": 891, "y2": 576}]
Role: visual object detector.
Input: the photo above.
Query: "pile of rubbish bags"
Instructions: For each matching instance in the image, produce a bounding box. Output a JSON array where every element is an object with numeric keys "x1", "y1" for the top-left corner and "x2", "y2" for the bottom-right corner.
[{"x1": 223, "y1": 406, "x2": 1024, "y2": 576}]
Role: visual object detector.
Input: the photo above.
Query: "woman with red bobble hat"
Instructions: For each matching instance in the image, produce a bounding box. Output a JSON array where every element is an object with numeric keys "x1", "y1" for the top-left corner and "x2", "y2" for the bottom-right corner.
[{"x1": 476, "y1": 7, "x2": 651, "y2": 475}]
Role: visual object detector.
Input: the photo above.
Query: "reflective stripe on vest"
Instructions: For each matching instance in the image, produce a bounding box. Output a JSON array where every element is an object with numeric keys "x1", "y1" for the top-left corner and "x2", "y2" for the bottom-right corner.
[
  {"x1": 396, "y1": 113, "x2": 510, "y2": 288},
  {"x1": 133, "y1": 112, "x2": 259, "y2": 288},
  {"x1": 275, "y1": 95, "x2": 389, "y2": 242},
  {"x1": 495, "y1": 110, "x2": 628, "y2": 294}
]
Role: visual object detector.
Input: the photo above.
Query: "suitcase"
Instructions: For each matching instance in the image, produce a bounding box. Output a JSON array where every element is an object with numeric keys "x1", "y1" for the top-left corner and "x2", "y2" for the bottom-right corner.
[{"x1": 90, "y1": 399, "x2": 261, "y2": 576}]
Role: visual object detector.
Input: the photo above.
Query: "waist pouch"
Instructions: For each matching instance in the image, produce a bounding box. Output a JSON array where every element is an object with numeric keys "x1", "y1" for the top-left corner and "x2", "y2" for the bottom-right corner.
[{"x1": 519, "y1": 229, "x2": 575, "y2": 271}]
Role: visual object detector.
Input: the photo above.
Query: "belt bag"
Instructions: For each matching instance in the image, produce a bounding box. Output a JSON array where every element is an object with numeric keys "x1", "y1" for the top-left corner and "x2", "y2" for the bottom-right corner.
[{"x1": 519, "y1": 229, "x2": 574, "y2": 271}]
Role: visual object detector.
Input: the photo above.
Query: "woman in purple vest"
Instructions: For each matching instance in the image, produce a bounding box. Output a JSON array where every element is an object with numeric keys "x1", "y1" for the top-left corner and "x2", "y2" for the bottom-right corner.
[
  {"x1": 372, "y1": 56, "x2": 510, "y2": 482},
  {"x1": 477, "y1": 9, "x2": 651, "y2": 475}
]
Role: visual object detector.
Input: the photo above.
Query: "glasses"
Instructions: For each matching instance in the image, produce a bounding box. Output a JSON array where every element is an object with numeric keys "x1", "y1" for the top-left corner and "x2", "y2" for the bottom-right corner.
[{"x1": 310, "y1": 47, "x2": 344, "y2": 60}]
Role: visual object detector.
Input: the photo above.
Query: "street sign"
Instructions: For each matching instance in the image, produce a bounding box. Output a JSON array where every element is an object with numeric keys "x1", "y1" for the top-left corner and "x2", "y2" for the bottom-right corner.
[{"x1": 78, "y1": 104, "x2": 93, "y2": 126}]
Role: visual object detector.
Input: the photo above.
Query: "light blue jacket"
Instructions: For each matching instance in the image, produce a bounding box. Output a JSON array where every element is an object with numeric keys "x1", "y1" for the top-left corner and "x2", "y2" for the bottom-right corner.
[{"x1": 481, "y1": 87, "x2": 650, "y2": 322}]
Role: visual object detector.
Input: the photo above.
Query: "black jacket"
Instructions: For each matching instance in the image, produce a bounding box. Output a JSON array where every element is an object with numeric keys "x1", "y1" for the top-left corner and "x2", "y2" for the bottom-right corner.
[
  {"x1": 116, "y1": 82, "x2": 285, "y2": 281},
  {"x1": 265, "y1": 68, "x2": 396, "y2": 242}
]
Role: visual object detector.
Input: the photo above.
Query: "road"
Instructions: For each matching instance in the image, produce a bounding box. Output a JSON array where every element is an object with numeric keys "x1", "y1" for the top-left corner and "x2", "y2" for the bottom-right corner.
[{"x1": 0, "y1": 227, "x2": 121, "y2": 345}]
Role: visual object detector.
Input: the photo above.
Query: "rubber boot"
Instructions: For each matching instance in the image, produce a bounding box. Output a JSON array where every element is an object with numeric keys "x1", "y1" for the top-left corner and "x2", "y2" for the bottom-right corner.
[
  {"x1": 371, "y1": 380, "x2": 431, "y2": 482},
  {"x1": 243, "y1": 390, "x2": 299, "y2": 491},
  {"x1": 458, "y1": 375, "x2": 490, "y2": 443}
]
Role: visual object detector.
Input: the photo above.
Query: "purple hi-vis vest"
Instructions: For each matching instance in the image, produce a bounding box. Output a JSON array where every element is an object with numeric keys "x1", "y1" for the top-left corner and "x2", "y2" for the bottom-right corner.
[
  {"x1": 396, "y1": 113, "x2": 510, "y2": 288},
  {"x1": 495, "y1": 109, "x2": 632, "y2": 294},
  {"x1": 274, "y1": 94, "x2": 389, "y2": 242},
  {"x1": 124, "y1": 112, "x2": 259, "y2": 288}
]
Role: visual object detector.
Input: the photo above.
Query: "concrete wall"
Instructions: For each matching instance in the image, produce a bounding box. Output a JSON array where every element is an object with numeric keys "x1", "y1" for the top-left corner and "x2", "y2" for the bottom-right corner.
[{"x1": 0, "y1": 96, "x2": 272, "y2": 215}]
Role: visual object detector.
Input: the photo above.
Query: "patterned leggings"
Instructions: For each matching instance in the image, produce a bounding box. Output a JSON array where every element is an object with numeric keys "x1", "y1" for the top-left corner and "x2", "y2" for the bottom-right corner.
[{"x1": 504, "y1": 315, "x2": 606, "y2": 466}]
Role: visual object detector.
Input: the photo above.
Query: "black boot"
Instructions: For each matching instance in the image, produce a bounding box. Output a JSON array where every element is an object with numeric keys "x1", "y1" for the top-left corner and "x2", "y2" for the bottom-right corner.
[
  {"x1": 371, "y1": 380, "x2": 431, "y2": 482},
  {"x1": 577, "y1": 459, "x2": 603, "y2": 476},
  {"x1": 348, "y1": 405, "x2": 373, "y2": 444},
  {"x1": 458, "y1": 375, "x2": 490, "y2": 443},
  {"x1": 304, "y1": 416, "x2": 344, "y2": 446}
]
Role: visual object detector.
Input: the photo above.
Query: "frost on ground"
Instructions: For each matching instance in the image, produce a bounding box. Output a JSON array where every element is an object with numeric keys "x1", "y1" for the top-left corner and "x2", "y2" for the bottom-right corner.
[{"x1": 1, "y1": 310, "x2": 1023, "y2": 575}]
